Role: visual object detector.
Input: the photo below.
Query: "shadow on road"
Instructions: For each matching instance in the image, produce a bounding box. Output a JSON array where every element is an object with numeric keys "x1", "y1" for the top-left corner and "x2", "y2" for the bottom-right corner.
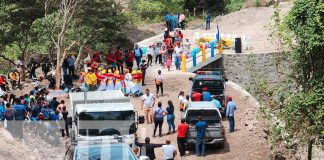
[{"x1": 185, "y1": 139, "x2": 230, "y2": 156}]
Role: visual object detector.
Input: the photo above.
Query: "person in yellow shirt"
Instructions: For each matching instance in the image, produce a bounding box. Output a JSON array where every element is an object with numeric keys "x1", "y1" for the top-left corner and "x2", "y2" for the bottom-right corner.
[
  {"x1": 85, "y1": 68, "x2": 97, "y2": 91},
  {"x1": 9, "y1": 69, "x2": 19, "y2": 90}
]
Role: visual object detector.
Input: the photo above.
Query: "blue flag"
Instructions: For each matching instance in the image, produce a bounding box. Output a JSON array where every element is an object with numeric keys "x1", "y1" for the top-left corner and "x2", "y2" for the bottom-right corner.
[{"x1": 216, "y1": 24, "x2": 220, "y2": 42}]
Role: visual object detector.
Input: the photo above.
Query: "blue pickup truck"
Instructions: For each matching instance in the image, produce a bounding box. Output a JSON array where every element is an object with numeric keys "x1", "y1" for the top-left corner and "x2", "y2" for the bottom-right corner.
[{"x1": 189, "y1": 71, "x2": 228, "y2": 116}]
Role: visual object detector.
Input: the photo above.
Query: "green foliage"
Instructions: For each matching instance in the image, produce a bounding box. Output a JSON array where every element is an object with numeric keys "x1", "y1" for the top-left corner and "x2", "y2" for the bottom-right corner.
[
  {"x1": 225, "y1": 0, "x2": 244, "y2": 13},
  {"x1": 259, "y1": 0, "x2": 324, "y2": 158},
  {"x1": 127, "y1": 0, "x2": 184, "y2": 25},
  {"x1": 255, "y1": 0, "x2": 261, "y2": 7},
  {"x1": 0, "y1": 0, "x2": 45, "y2": 59}
]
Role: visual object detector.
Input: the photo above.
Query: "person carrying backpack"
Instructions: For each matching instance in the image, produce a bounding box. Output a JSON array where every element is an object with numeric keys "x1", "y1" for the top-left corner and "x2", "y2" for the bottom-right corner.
[{"x1": 4, "y1": 103, "x2": 16, "y2": 136}]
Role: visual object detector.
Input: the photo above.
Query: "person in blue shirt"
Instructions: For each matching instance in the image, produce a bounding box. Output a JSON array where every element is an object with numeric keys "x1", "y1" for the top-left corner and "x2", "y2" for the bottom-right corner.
[
  {"x1": 195, "y1": 116, "x2": 206, "y2": 157},
  {"x1": 164, "y1": 12, "x2": 171, "y2": 31},
  {"x1": 0, "y1": 99, "x2": 6, "y2": 121},
  {"x1": 133, "y1": 44, "x2": 143, "y2": 69},
  {"x1": 226, "y1": 96, "x2": 237, "y2": 132},
  {"x1": 205, "y1": 13, "x2": 211, "y2": 30},
  {"x1": 212, "y1": 96, "x2": 222, "y2": 109},
  {"x1": 170, "y1": 13, "x2": 175, "y2": 32},
  {"x1": 202, "y1": 87, "x2": 212, "y2": 101},
  {"x1": 13, "y1": 98, "x2": 27, "y2": 139}
]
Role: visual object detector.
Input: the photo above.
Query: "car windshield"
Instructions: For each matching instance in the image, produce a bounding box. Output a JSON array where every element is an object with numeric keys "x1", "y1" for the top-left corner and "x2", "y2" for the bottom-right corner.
[
  {"x1": 74, "y1": 145, "x2": 136, "y2": 160},
  {"x1": 79, "y1": 111, "x2": 135, "y2": 121},
  {"x1": 193, "y1": 80, "x2": 223, "y2": 89},
  {"x1": 78, "y1": 111, "x2": 136, "y2": 136},
  {"x1": 186, "y1": 110, "x2": 221, "y2": 125}
]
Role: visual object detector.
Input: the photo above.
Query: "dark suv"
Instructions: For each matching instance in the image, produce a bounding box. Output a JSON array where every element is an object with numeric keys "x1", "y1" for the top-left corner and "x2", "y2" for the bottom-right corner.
[{"x1": 189, "y1": 71, "x2": 228, "y2": 116}]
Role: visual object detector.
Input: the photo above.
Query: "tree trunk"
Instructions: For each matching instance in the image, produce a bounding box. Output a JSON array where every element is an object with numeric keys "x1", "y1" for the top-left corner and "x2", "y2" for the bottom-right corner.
[
  {"x1": 55, "y1": 46, "x2": 63, "y2": 90},
  {"x1": 307, "y1": 139, "x2": 313, "y2": 160},
  {"x1": 74, "y1": 45, "x2": 84, "y2": 70}
]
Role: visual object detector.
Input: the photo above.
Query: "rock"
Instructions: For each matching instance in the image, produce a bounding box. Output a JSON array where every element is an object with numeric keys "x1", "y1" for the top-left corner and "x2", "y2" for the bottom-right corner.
[{"x1": 248, "y1": 126, "x2": 254, "y2": 131}]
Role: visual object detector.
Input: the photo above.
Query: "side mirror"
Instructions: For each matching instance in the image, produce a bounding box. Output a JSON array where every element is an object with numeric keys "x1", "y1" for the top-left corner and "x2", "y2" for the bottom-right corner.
[
  {"x1": 189, "y1": 77, "x2": 193, "y2": 81},
  {"x1": 138, "y1": 115, "x2": 145, "y2": 124}
]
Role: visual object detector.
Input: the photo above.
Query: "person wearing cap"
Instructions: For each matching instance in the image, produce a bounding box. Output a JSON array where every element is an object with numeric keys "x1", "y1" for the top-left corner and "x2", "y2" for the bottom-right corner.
[
  {"x1": 85, "y1": 68, "x2": 97, "y2": 91},
  {"x1": 134, "y1": 135, "x2": 164, "y2": 160},
  {"x1": 97, "y1": 69, "x2": 107, "y2": 91},
  {"x1": 226, "y1": 96, "x2": 237, "y2": 132},
  {"x1": 202, "y1": 87, "x2": 212, "y2": 101}
]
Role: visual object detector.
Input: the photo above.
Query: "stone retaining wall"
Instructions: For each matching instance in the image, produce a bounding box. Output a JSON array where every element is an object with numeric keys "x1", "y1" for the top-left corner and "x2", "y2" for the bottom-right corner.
[{"x1": 222, "y1": 52, "x2": 282, "y2": 88}]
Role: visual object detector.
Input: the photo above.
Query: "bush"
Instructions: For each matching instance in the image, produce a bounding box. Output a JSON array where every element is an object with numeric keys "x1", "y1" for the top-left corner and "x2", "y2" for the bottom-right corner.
[
  {"x1": 255, "y1": 0, "x2": 261, "y2": 7},
  {"x1": 131, "y1": 0, "x2": 165, "y2": 21},
  {"x1": 225, "y1": 0, "x2": 244, "y2": 12}
]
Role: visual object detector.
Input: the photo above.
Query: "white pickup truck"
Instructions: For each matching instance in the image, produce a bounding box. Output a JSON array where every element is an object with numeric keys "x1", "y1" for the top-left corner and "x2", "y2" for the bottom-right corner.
[{"x1": 184, "y1": 101, "x2": 225, "y2": 149}]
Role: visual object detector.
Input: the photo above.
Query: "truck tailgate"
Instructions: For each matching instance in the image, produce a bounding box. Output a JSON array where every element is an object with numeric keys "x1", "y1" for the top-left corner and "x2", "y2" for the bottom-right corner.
[{"x1": 187, "y1": 126, "x2": 224, "y2": 139}]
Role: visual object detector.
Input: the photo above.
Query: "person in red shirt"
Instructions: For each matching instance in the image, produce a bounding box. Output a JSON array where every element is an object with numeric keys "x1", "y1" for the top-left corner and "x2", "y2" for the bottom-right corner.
[
  {"x1": 92, "y1": 51, "x2": 101, "y2": 63},
  {"x1": 125, "y1": 49, "x2": 134, "y2": 73},
  {"x1": 115, "y1": 47, "x2": 124, "y2": 74},
  {"x1": 192, "y1": 91, "x2": 201, "y2": 101},
  {"x1": 105, "y1": 51, "x2": 116, "y2": 71},
  {"x1": 0, "y1": 75, "x2": 8, "y2": 91},
  {"x1": 177, "y1": 118, "x2": 189, "y2": 157}
]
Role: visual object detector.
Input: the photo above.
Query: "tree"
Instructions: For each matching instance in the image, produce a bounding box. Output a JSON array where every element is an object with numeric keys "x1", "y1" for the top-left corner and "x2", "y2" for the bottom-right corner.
[
  {"x1": 262, "y1": 1, "x2": 323, "y2": 159},
  {"x1": 50, "y1": 0, "x2": 86, "y2": 89},
  {"x1": 70, "y1": 0, "x2": 130, "y2": 67},
  {"x1": 0, "y1": 0, "x2": 45, "y2": 80}
]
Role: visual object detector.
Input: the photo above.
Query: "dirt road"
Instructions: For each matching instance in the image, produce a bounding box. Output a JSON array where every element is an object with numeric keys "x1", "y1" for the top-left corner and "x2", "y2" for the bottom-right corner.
[{"x1": 132, "y1": 64, "x2": 271, "y2": 160}]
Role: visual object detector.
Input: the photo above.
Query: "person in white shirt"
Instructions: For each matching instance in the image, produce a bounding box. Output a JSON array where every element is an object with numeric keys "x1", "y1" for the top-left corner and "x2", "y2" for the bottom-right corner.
[
  {"x1": 155, "y1": 70, "x2": 164, "y2": 97},
  {"x1": 162, "y1": 139, "x2": 177, "y2": 160},
  {"x1": 183, "y1": 38, "x2": 191, "y2": 52},
  {"x1": 146, "y1": 45, "x2": 154, "y2": 66},
  {"x1": 141, "y1": 89, "x2": 156, "y2": 124}
]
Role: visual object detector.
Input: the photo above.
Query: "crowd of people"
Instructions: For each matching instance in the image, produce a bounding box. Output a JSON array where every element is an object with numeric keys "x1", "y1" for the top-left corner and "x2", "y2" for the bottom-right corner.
[
  {"x1": 0, "y1": 86, "x2": 69, "y2": 140},
  {"x1": 138, "y1": 82, "x2": 237, "y2": 159}
]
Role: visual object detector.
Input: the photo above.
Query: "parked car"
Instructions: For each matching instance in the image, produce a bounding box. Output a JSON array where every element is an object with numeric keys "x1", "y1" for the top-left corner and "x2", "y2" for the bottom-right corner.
[{"x1": 184, "y1": 101, "x2": 225, "y2": 149}]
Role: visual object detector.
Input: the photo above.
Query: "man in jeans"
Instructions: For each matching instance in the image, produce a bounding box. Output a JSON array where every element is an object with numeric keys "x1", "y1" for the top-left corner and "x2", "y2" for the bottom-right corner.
[
  {"x1": 141, "y1": 89, "x2": 156, "y2": 124},
  {"x1": 13, "y1": 98, "x2": 27, "y2": 139},
  {"x1": 195, "y1": 116, "x2": 206, "y2": 157},
  {"x1": 133, "y1": 44, "x2": 143, "y2": 69},
  {"x1": 226, "y1": 96, "x2": 237, "y2": 132},
  {"x1": 177, "y1": 118, "x2": 188, "y2": 157},
  {"x1": 153, "y1": 102, "x2": 167, "y2": 137}
]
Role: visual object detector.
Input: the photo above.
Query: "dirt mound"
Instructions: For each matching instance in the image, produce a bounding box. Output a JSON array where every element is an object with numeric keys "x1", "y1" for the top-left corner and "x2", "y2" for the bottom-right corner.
[{"x1": 0, "y1": 128, "x2": 41, "y2": 160}]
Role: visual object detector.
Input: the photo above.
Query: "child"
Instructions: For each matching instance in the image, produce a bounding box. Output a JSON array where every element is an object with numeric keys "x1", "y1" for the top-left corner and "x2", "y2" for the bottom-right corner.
[{"x1": 166, "y1": 56, "x2": 172, "y2": 71}]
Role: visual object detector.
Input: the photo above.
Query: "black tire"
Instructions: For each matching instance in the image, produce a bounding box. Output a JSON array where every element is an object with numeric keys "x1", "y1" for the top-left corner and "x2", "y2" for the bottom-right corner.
[{"x1": 217, "y1": 142, "x2": 225, "y2": 149}]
